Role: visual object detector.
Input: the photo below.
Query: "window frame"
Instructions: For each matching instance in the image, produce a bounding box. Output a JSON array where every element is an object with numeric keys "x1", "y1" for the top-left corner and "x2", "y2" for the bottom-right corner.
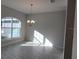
[{"x1": 1, "y1": 17, "x2": 21, "y2": 39}]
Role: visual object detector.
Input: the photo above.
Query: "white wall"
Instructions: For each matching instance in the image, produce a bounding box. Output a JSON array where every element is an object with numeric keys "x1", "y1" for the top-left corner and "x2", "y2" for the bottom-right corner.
[
  {"x1": 26, "y1": 10, "x2": 66, "y2": 49},
  {"x1": 72, "y1": 8, "x2": 77, "y2": 59},
  {"x1": 1, "y1": 5, "x2": 27, "y2": 46}
]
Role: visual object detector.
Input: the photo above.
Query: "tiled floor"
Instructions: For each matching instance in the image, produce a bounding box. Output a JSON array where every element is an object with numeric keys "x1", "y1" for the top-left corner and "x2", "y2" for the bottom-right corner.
[{"x1": 1, "y1": 42, "x2": 64, "y2": 59}]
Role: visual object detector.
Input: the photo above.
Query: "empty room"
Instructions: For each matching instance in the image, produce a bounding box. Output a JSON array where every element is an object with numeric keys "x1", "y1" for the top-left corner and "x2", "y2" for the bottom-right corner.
[{"x1": 1, "y1": 0, "x2": 76, "y2": 59}]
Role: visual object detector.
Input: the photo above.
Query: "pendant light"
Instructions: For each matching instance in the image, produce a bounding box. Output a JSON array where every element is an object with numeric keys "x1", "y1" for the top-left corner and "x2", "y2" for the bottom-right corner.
[{"x1": 27, "y1": 2, "x2": 35, "y2": 26}]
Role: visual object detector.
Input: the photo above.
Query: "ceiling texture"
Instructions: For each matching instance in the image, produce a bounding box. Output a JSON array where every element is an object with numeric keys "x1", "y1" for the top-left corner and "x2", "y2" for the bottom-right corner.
[{"x1": 1, "y1": 0, "x2": 67, "y2": 14}]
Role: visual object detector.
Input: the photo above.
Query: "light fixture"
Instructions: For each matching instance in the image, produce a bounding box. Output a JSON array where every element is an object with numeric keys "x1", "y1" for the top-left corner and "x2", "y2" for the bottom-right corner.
[{"x1": 27, "y1": 3, "x2": 35, "y2": 26}]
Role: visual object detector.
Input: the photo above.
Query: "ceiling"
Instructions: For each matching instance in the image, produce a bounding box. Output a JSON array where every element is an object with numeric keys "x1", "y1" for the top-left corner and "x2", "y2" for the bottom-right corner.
[{"x1": 1, "y1": 0, "x2": 67, "y2": 14}]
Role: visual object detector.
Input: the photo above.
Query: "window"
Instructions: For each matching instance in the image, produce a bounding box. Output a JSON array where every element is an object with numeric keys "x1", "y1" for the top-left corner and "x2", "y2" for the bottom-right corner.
[
  {"x1": 33, "y1": 30, "x2": 53, "y2": 47},
  {"x1": 1, "y1": 17, "x2": 21, "y2": 39}
]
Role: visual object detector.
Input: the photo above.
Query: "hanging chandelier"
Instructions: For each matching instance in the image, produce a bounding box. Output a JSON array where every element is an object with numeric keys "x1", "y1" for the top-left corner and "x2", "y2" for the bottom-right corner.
[{"x1": 27, "y1": 3, "x2": 35, "y2": 26}]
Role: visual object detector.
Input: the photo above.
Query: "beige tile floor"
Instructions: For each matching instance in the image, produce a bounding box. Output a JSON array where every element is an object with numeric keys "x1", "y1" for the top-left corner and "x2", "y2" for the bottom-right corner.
[{"x1": 1, "y1": 42, "x2": 64, "y2": 59}]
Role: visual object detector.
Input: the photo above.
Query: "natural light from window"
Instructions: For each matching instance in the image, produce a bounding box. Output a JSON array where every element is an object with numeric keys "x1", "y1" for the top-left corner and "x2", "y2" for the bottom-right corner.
[
  {"x1": 1, "y1": 17, "x2": 21, "y2": 39},
  {"x1": 33, "y1": 30, "x2": 53, "y2": 47}
]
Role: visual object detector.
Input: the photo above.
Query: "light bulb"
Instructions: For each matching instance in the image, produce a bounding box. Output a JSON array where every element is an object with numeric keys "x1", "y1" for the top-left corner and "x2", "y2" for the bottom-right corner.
[
  {"x1": 27, "y1": 20, "x2": 30, "y2": 23},
  {"x1": 31, "y1": 20, "x2": 35, "y2": 24}
]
